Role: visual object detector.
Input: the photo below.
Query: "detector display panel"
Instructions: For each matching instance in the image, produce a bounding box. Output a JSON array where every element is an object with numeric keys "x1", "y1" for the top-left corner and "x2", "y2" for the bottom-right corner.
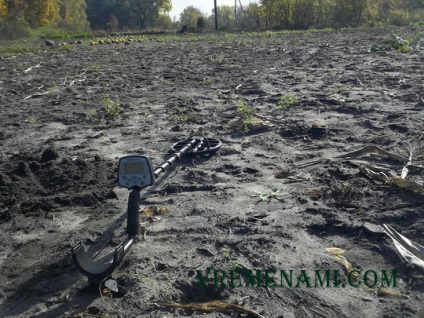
[{"x1": 118, "y1": 155, "x2": 154, "y2": 189}]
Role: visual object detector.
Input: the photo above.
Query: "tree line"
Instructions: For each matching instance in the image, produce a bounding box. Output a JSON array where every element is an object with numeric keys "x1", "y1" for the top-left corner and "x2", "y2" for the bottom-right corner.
[
  {"x1": 1, "y1": 0, "x2": 423, "y2": 40},
  {"x1": 0, "y1": 0, "x2": 89, "y2": 38},
  {"x1": 238, "y1": 0, "x2": 424, "y2": 30},
  {"x1": 180, "y1": 0, "x2": 424, "y2": 31}
]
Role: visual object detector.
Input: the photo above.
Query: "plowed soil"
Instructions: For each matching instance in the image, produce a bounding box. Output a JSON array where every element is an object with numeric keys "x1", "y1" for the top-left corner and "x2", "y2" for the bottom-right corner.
[{"x1": 0, "y1": 27, "x2": 423, "y2": 318}]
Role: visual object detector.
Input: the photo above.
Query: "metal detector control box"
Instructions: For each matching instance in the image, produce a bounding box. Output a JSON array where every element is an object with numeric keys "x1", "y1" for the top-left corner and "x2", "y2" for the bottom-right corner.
[{"x1": 118, "y1": 155, "x2": 154, "y2": 189}]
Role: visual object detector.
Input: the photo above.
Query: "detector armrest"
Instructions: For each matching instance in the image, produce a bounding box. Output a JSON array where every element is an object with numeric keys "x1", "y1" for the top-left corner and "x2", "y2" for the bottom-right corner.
[{"x1": 72, "y1": 236, "x2": 134, "y2": 280}]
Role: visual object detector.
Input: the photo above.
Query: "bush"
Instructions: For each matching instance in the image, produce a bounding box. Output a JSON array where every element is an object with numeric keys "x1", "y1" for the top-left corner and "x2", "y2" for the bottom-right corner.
[
  {"x1": 28, "y1": 26, "x2": 93, "y2": 39},
  {"x1": 390, "y1": 10, "x2": 410, "y2": 26},
  {"x1": 197, "y1": 17, "x2": 206, "y2": 30},
  {"x1": 0, "y1": 17, "x2": 30, "y2": 40}
]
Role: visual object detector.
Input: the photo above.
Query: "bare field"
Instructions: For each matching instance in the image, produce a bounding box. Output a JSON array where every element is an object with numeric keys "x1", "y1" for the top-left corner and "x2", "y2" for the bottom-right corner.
[{"x1": 0, "y1": 27, "x2": 423, "y2": 318}]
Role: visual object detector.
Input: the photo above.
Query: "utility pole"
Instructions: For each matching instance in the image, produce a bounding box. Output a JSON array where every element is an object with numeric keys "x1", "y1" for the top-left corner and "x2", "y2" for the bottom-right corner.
[{"x1": 214, "y1": 0, "x2": 218, "y2": 30}]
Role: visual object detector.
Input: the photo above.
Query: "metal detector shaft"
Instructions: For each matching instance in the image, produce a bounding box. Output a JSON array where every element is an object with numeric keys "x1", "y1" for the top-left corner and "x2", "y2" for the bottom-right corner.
[
  {"x1": 72, "y1": 137, "x2": 220, "y2": 283},
  {"x1": 153, "y1": 137, "x2": 201, "y2": 178}
]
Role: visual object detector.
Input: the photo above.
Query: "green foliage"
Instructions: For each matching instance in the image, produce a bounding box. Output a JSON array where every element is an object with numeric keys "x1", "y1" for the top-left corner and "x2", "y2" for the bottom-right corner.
[
  {"x1": 88, "y1": 109, "x2": 97, "y2": 116},
  {"x1": 389, "y1": 9, "x2": 410, "y2": 26},
  {"x1": 56, "y1": 0, "x2": 90, "y2": 31},
  {"x1": 2, "y1": 0, "x2": 423, "y2": 37},
  {"x1": 106, "y1": 15, "x2": 119, "y2": 32},
  {"x1": 27, "y1": 26, "x2": 93, "y2": 39},
  {"x1": 86, "y1": 0, "x2": 172, "y2": 30},
  {"x1": 208, "y1": 55, "x2": 226, "y2": 64},
  {"x1": 197, "y1": 16, "x2": 206, "y2": 30},
  {"x1": 25, "y1": 0, "x2": 56, "y2": 28},
  {"x1": 0, "y1": 42, "x2": 74, "y2": 57},
  {"x1": 0, "y1": 44, "x2": 36, "y2": 56},
  {"x1": 277, "y1": 95, "x2": 297, "y2": 110},
  {"x1": 215, "y1": 5, "x2": 236, "y2": 31},
  {"x1": 179, "y1": 5, "x2": 204, "y2": 28},
  {"x1": 155, "y1": 14, "x2": 173, "y2": 30},
  {"x1": 236, "y1": 100, "x2": 255, "y2": 131},
  {"x1": 0, "y1": 0, "x2": 90, "y2": 39},
  {"x1": 0, "y1": 16, "x2": 30, "y2": 40},
  {"x1": 198, "y1": 77, "x2": 213, "y2": 85},
  {"x1": 101, "y1": 95, "x2": 123, "y2": 119},
  {"x1": 245, "y1": 0, "x2": 424, "y2": 30},
  {"x1": 370, "y1": 33, "x2": 422, "y2": 53},
  {"x1": 90, "y1": 64, "x2": 101, "y2": 73},
  {"x1": 251, "y1": 188, "x2": 288, "y2": 203},
  {"x1": 0, "y1": 0, "x2": 7, "y2": 18},
  {"x1": 171, "y1": 105, "x2": 198, "y2": 123},
  {"x1": 25, "y1": 117, "x2": 37, "y2": 124}
]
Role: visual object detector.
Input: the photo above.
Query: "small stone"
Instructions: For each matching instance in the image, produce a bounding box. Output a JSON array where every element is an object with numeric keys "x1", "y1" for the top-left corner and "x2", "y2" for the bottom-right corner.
[
  {"x1": 45, "y1": 40, "x2": 55, "y2": 47},
  {"x1": 362, "y1": 222, "x2": 385, "y2": 235}
]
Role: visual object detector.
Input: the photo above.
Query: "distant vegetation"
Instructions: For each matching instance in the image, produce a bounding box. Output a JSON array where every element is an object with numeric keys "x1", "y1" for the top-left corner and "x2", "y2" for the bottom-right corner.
[
  {"x1": 0, "y1": 0, "x2": 423, "y2": 40},
  {"x1": 0, "y1": 0, "x2": 89, "y2": 39}
]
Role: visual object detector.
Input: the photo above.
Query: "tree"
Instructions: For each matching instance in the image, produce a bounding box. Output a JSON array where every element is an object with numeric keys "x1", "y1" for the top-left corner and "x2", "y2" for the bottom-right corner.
[
  {"x1": 260, "y1": 0, "x2": 278, "y2": 29},
  {"x1": 0, "y1": 0, "x2": 7, "y2": 18},
  {"x1": 0, "y1": 0, "x2": 30, "y2": 39},
  {"x1": 86, "y1": 0, "x2": 117, "y2": 29},
  {"x1": 106, "y1": 14, "x2": 119, "y2": 31},
  {"x1": 331, "y1": 0, "x2": 367, "y2": 27},
  {"x1": 180, "y1": 5, "x2": 204, "y2": 27},
  {"x1": 315, "y1": 0, "x2": 334, "y2": 28},
  {"x1": 292, "y1": 0, "x2": 316, "y2": 29},
  {"x1": 239, "y1": 2, "x2": 262, "y2": 29},
  {"x1": 25, "y1": 0, "x2": 56, "y2": 28},
  {"x1": 273, "y1": 0, "x2": 294, "y2": 29},
  {"x1": 56, "y1": 0, "x2": 89, "y2": 30},
  {"x1": 155, "y1": 13, "x2": 173, "y2": 29},
  {"x1": 130, "y1": 0, "x2": 171, "y2": 29},
  {"x1": 213, "y1": 5, "x2": 235, "y2": 30}
]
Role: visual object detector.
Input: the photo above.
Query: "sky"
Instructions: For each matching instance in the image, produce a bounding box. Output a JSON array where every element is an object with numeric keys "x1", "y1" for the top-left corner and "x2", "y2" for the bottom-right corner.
[{"x1": 169, "y1": 0, "x2": 257, "y2": 20}]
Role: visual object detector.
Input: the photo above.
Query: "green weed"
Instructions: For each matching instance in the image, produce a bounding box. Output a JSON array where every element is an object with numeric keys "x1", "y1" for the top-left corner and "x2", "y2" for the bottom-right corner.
[
  {"x1": 277, "y1": 95, "x2": 297, "y2": 110},
  {"x1": 0, "y1": 44, "x2": 39, "y2": 57},
  {"x1": 0, "y1": 42, "x2": 74, "y2": 58},
  {"x1": 208, "y1": 55, "x2": 226, "y2": 64},
  {"x1": 171, "y1": 106, "x2": 198, "y2": 123},
  {"x1": 198, "y1": 77, "x2": 213, "y2": 85},
  {"x1": 370, "y1": 33, "x2": 421, "y2": 53},
  {"x1": 222, "y1": 247, "x2": 231, "y2": 256},
  {"x1": 27, "y1": 26, "x2": 93, "y2": 39},
  {"x1": 101, "y1": 95, "x2": 123, "y2": 119},
  {"x1": 88, "y1": 109, "x2": 97, "y2": 116},
  {"x1": 25, "y1": 117, "x2": 37, "y2": 124},
  {"x1": 236, "y1": 100, "x2": 255, "y2": 131},
  {"x1": 251, "y1": 188, "x2": 288, "y2": 203},
  {"x1": 90, "y1": 64, "x2": 102, "y2": 73}
]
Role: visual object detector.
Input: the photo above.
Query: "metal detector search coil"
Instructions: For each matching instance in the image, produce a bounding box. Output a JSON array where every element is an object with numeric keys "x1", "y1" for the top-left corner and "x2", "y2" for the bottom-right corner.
[{"x1": 171, "y1": 137, "x2": 221, "y2": 156}]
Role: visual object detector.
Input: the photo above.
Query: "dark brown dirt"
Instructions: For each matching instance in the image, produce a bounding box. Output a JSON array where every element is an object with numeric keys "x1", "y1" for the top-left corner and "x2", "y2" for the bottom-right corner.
[{"x1": 0, "y1": 27, "x2": 423, "y2": 318}]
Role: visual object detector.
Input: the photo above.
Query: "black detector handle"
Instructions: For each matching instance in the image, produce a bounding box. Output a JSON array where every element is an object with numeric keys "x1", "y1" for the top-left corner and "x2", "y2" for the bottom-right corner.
[{"x1": 72, "y1": 137, "x2": 221, "y2": 283}]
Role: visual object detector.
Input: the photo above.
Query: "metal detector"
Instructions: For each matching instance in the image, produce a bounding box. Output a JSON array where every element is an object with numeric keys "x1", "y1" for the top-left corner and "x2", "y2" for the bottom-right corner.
[{"x1": 72, "y1": 137, "x2": 221, "y2": 284}]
